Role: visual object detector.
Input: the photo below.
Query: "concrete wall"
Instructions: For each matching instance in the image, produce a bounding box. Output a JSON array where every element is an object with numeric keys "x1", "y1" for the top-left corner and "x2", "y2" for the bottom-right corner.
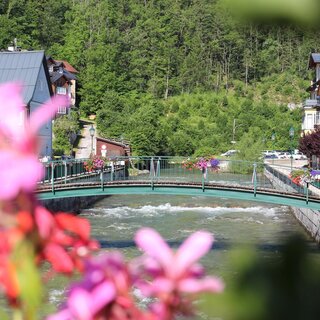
[{"x1": 265, "y1": 168, "x2": 320, "y2": 243}]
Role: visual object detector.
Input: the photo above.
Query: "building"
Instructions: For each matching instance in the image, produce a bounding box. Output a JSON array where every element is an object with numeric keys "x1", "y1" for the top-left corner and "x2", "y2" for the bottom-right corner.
[
  {"x1": 96, "y1": 137, "x2": 131, "y2": 157},
  {"x1": 0, "y1": 50, "x2": 53, "y2": 157},
  {"x1": 302, "y1": 53, "x2": 320, "y2": 134},
  {"x1": 46, "y1": 56, "x2": 78, "y2": 114}
]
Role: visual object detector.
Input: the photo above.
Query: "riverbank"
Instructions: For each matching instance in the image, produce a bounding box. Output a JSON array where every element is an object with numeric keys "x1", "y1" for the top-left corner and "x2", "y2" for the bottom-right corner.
[{"x1": 264, "y1": 162, "x2": 320, "y2": 243}]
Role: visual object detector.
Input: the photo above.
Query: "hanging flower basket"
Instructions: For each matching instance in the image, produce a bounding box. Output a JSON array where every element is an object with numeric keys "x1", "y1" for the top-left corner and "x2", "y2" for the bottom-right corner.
[
  {"x1": 181, "y1": 157, "x2": 220, "y2": 172},
  {"x1": 84, "y1": 155, "x2": 106, "y2": 172},
  {"x1": 181, "y1": 159, "x2": 197, "y2": 170}
]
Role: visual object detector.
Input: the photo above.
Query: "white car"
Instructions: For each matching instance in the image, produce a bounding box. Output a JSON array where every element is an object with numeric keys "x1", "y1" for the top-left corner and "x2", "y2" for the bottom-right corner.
[
  {"x1": 220, "y1": 150, "x2": 238, "y2": 157},
  {"x1": 277, "y1": 152, "x2": 291, "y2": 159},
  {"x1": 292, "y1": 152, "x2": 307, "y2": 160}
]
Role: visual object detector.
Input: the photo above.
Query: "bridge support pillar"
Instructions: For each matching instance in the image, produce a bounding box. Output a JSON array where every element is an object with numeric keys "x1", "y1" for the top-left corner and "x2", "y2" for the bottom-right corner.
[
  {"x1": 64, "y1": 161, "x2": 67, "y2": 184},
  {"x1": 51, "y1": 162, "x2": 55, "y2": 195},
  {"x1": 101, "y1": 170, "x2": 104, "y2": 191},
  {"x1": 253, "y1": 163, "x2": 257, "y2": 197},
  {"x1": 202, "y1": 173, "x2": 205, "y2": 192}
]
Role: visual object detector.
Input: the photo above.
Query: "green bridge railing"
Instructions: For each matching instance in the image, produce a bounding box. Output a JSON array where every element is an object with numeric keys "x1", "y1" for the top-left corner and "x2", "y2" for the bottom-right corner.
[{"x1": 37, "y1": 156, "x2": 319, "y2": 201}]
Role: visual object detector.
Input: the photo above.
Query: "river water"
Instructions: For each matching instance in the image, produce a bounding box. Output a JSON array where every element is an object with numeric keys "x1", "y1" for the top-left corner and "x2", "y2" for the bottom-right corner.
[{"x1": 46, "y1": 194, "x2": 319, "y2": 318}]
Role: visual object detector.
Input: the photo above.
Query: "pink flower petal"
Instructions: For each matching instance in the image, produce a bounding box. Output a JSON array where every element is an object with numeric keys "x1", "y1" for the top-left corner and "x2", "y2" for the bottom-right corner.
[
  {"x1": 178, "y1": 277, "x2": 224, "y2": 293},
  {"x1": 46, "y1": 309, "x2": 73, "y2": 320},
  {"x1": 68, "y1": 288, "x2": 94, "y2": 320},
  {"x1": 90, "y1": 281, "x2": 116, "y2": 313},
  {"x1": 134, "y1": 228, "x2": 173, "y2": 270},
  {"x1": 29, "y1": 95, "x2": 70, "y2": 134},
  {"x1": 0, "y1": 82, "x2": 25, "y2": 138},
  {"x1": 136, "y1": 277, "x2": 174, "y2": 297},
  {"x1": 0, "y1": 151, "x2": 42, "y2": 200},
  {"x1": 35, "y1": 206, "x2": 55, "y2": 238},
  {"x1": 174, "y1": 231, "x2": 213, "y2": 277}
]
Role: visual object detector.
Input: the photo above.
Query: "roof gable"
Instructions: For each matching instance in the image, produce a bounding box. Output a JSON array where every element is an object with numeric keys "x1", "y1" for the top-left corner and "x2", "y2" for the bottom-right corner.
[
  {"x1": 309, "y1": 53, "x2": 320, "y2": 69},
  {"x1": 0, "y1": 50, "x2": 51, "y2": 104},
  {"x1": 55, "y1": 60, "x2": 78, "y2": 73}
]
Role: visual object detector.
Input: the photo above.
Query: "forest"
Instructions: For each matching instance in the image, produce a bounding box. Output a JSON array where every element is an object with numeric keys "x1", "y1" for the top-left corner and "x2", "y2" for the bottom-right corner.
[{"x1": 1, "y1": 0, "x2": 319, "y2": 158}]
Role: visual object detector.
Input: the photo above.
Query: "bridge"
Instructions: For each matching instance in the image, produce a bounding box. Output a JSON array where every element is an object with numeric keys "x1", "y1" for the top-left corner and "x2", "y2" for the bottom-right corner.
[{"x1": 36, "y1": 156, "x2": 320, "y2": 210}]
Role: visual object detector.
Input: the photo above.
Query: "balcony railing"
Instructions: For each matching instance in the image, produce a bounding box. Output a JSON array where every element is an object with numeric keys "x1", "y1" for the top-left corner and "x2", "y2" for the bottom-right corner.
[{"x1": 303, "y1": 99, "x2": 320, "y2": 108}]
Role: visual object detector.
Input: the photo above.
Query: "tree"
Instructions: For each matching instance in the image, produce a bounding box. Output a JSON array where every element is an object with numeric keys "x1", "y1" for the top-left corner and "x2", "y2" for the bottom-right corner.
[
  {"x1": 53, "y1": 111, "x2": 79, "y2": 156},
  {"x1": 299, "y1": 128, "x2": 320, "y2": 159}
]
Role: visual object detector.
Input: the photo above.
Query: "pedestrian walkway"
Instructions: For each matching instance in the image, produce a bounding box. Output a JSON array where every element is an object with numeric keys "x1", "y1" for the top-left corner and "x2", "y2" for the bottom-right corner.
[
  {"x1": 267, "y1": 161, "x2": 320, "y2": 197},
  {"x1": 75, "y1": 122, "x2": 95, "y2": 159}
]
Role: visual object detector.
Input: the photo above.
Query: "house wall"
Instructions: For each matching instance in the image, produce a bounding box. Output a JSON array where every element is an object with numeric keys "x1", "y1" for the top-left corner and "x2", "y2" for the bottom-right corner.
[
  {"x1": 70, "y1": 79, "x2": 76, "y2": 107},
  {"x1": 96, "y1": 139, "x2": 126, "y2": 157},
  {"x1": 31, "y1": 63, "x2": 52, "y2": 157},
  {"x1": 303, "y1": 108, "x2": 317, "y2": 130}
]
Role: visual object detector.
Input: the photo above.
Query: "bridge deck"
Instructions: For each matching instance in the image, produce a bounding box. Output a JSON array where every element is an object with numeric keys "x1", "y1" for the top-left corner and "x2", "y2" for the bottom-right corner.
[{"x1": 37, "y1": 180, "x2": 320, "y2": 210}]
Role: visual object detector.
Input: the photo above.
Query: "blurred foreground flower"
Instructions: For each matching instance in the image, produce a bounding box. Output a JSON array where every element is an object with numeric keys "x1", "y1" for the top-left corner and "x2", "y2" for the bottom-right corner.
[
  {"x1": 0, "y1": 82, "x2": 99, "y2": 312},
  {"x1": 0, "y1": 82, "x2": 69, "y2": 200},
  {"x1": 48, "y1": 228, "x2": 223, "y2": 320},
  {"x1": 134, "y1": 228, "x2": 224, "y2": 319}
]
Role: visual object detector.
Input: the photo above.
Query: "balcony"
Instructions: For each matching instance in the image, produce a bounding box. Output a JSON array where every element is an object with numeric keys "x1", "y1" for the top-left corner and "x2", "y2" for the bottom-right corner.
[{"x1": 303, "y1": 99, "x2": 320, "y2": 108}]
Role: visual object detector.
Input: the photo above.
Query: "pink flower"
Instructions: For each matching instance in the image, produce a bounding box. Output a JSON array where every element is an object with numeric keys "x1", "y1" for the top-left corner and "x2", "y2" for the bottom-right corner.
[
  {"x1": 0, "y1": 82, "x2": 69, "y2": 200},
  {"x1": 47, "y1": 252, "x2": 149, "y2": 320},
  {"x1": 134, "y1": 228, "x2": 224, "y2": 319},
  {"x1": 48, "y1": 228, "x2": 223, "y2": 320}
]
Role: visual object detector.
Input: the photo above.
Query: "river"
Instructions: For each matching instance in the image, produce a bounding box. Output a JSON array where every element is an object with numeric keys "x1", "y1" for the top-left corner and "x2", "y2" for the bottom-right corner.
[{"x1": 45, "y1": 193, "x2": 319, "y2": 318}]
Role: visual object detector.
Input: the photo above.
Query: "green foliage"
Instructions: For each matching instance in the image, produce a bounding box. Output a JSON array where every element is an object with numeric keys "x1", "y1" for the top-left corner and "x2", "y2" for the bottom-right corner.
[
  {"x1": 53, "y1": 111, "x2": 79, "y2": 156},
  {"x1": 290, "y1": 169, "x2": 306, "y2": 179},
  {"x1": 236, "y1": 127, "x2": 264, "y2": 162},
  {"x1": 1, "y1": 0, "x2": 316, "y2": 156}
]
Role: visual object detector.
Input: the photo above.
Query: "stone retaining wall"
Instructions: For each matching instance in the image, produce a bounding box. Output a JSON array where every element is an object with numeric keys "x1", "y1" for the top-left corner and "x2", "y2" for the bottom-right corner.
[
  {"x1": 265, "y1": 168, "x2": 320, "y2": 243},
  {"x1": 40, "y1": 195, "x2": 106, "y2": 214}
]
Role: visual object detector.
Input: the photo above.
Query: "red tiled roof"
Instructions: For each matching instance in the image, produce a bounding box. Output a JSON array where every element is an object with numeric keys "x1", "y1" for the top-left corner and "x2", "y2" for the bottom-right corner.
[{"x1": 55, "y1": 60, "x2": 78, "y2": 73}]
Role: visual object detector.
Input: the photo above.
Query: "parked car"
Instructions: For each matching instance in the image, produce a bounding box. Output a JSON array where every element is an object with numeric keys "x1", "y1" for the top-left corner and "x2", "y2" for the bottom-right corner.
[
  {"x1": 61, "y1": 155, "x2": 75, "y2": 160},
  {"x1": 220, "y1": 150, "x2": 239, "y2": 157},
  {"x1": 292, "y1": 152, "x2": 307, "y2": 160},
  {"x1": 277, "y1": 152, "x2": 291, "y2": 159},
  {"x1": 264, "y1": 154, "x2": 278, "y2": 159},
  {"x1": 263, "y1": 150, "x2": 277, "y2": 157}
]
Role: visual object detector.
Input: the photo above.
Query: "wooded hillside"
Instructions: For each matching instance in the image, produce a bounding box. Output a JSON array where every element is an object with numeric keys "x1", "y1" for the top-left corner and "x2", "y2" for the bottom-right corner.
[{"x1": 1, "y1": 0, "x2": 318, "y2": 156}]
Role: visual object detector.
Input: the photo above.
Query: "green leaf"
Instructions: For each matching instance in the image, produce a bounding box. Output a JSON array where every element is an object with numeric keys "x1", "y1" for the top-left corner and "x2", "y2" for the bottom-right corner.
[{"x1": 12, "y1": 241, "x2": 43, "y2": 320}]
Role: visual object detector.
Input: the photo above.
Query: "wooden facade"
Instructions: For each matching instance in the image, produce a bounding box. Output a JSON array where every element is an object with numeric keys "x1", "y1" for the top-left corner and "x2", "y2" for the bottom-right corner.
[{"x1": 96, "y1": 137, "x2": 131, "y2": 157}]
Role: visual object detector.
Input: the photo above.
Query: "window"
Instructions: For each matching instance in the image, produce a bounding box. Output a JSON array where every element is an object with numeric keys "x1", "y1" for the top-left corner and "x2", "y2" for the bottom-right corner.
[
  {"x1": 56, "y1": 87, "x2": 67, "y2": 95},
  {"x1": 58, "y1": 105, "x2": 67, "y2": 114},
  {"x1": 315, "y1": 111, "x2": 320, "y2": 125},
  {"x1": 317, "y1": 65, "x2": 320, "y2": 81},
  {"x1": 306, "y1": 114, "x2": 313, "y2": 129}
]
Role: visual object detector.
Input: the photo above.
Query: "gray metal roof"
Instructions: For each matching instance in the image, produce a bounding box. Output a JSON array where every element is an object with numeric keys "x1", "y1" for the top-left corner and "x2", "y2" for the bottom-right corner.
[
  {"x1": 0, "y1": 50, "x2": 45, "y2": 105},
  {"x1": 50, "y1": 69, "x2": 77, "y2": 83},
  {"x1": 311, "y1": 53, "x2": 320, "y2": 63}
]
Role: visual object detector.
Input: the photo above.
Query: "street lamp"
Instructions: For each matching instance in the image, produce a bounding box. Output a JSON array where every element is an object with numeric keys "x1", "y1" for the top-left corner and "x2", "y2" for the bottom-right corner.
[
  {"x1": 89, "y1": 124, "x2": 95, "y2": 155},
  {"x1": 289, "y1": 126, "x2": 294, "y2": 171},
  {"x1": 271, "y1": 133, "x2": 276, "y2": 164}
]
